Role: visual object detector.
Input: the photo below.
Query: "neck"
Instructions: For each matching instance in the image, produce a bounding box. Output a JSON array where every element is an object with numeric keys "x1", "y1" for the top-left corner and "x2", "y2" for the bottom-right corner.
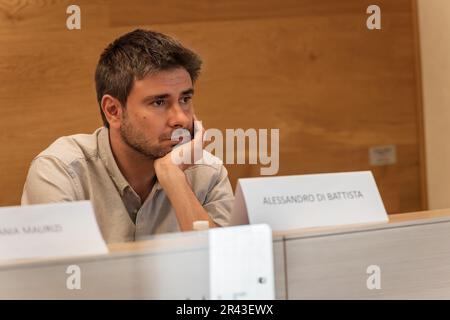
[{"x1": 109, "y1": 129, "x2": 156, "y2": 201}]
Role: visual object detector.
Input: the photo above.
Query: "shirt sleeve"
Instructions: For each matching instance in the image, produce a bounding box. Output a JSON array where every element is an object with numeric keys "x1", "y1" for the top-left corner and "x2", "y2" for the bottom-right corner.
[
  {"x1": 21, "y1": 156, "x2": 82, "y2": 205},
  {"x1": 202, "y1": 165, "x2": 235, "y2": 227}
]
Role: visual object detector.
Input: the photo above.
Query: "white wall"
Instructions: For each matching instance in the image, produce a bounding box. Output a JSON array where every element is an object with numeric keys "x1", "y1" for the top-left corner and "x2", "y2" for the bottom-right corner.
[{"x1": 417, "y1": 0, "x2": 450, "y2": 209}]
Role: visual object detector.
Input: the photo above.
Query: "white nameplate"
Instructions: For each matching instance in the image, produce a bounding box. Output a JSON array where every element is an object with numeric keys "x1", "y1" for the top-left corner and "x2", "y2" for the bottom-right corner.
[
  {"x1": 230, "y1": 171, "x2": 388, "y2": 231},
  {"x1": 0, "y1": 201, "x2": 108, "y2": 262},
  {"x1": 209, "y1": 224, "x2": 274, "y2": 300}
]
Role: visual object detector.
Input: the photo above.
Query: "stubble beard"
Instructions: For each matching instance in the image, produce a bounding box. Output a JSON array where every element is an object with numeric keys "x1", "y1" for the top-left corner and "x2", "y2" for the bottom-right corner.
[{"x1": 119, "y1": 112, "x2": 171, "y2": 160}]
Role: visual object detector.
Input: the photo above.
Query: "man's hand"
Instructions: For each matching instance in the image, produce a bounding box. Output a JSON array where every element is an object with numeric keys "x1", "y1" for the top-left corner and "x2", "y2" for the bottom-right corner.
[
  {"x1": 153, "y1": 116, "x2": 218, "y2": 231},
  {"x1": 155, "y1": 115, "x2": 205, "y2": 172}
]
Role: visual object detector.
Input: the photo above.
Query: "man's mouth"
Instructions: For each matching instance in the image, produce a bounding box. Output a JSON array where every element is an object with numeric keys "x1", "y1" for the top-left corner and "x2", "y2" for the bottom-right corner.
[{"x1": 168, "y1": 128, "x2": 191, "y2": 144}]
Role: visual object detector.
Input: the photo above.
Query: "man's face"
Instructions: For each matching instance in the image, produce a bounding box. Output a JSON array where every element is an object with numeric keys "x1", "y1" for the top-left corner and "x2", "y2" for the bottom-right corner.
[{"x1": 119, "y1": 67, "x2": 194, "y2": 159}]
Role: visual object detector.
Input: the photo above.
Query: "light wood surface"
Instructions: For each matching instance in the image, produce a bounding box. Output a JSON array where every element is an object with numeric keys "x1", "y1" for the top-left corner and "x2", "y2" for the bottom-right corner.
[
  {"x1": 0, "y1": 230, "x2": 286, "y2": 299},
  {"x1": 1, "y1": 208, "x2": 450, "y2": 299},
  {"x1": 274, "y1": 208, "x2": 450, "y2": 239},
  {"x1": 285, "y1": 209, "x2": 450, "y2": 299},
  {"x1": 0, "y1": 0, "x2": 426, "y2": 214},
  {"x1": 104, "y1": 208, "x2": 450, "y2": 251}
]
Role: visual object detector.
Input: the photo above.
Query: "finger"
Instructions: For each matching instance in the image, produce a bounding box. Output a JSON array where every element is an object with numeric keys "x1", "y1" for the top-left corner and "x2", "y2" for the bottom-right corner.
[{"x1": 193, "y1": 119, "x2": 205, "y2": 140}]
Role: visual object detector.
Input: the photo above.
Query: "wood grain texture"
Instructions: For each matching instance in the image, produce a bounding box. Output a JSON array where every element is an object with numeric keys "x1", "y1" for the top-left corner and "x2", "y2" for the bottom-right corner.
[
  {"x1": 411, "y1": 0, "x2": 428, "y2": 210},
  {"x1": 108, "y1": 0, "x2": 411, "y2": 27},
  {"x1": 0, "y1": 0, "x2": 425, "y2": 214},
  {"x1": 285, "y1": 215, "x2": 450, "y2": 299},
  {"x1": 1, "y1": 209, "x2": 450, "y2": 299},
  {"x1": 0, "y1": 0, "x2": 109, "y2": 33},
  {"x1": 0, "y1": 233, "x2": 286, "y2": 299}
]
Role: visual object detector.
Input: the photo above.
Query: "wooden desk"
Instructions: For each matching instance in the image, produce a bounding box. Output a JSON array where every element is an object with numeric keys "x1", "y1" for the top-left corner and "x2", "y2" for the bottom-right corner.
[
  {"x1": 2, "y1": 209, "x2": 450, "y2": 299},
  {"x1": 279, "y1": 208, "x2": 450, "y2": 299}
]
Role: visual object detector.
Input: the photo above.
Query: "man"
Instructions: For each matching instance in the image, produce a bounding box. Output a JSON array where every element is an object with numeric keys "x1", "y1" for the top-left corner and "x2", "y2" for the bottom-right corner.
[{"x1": 21, "y1": 29, "x2": 234, "y2": 243}]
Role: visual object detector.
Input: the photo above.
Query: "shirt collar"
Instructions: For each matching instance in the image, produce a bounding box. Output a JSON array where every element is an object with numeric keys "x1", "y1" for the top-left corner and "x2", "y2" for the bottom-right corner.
[{"x1": 97, "y1": 127, "x2": 162, "y2": 197}]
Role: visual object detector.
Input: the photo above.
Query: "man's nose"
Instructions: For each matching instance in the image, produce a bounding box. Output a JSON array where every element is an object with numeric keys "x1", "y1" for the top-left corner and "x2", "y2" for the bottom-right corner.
[{"x1": 167, "y1": 103, "x2": 190, "y2": 128}]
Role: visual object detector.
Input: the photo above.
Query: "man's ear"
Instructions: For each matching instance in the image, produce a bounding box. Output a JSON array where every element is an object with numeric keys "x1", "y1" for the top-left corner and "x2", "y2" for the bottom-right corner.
[{"x1": 101, "y1": 95, "x2": 123, "y2": 129}]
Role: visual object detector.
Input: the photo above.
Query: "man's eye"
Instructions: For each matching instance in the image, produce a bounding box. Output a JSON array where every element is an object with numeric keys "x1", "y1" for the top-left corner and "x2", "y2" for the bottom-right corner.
[
  {"x1": 180, "y1": 96, "x2": 192, "y2": 104},
  {"x1": 152, "y1": 99, "x2": 166, "y2": 107}
]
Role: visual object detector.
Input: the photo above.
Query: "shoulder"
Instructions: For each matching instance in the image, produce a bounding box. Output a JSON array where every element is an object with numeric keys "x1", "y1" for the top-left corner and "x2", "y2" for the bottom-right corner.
[{"x1": 33, "y1": 127, "x2": 104, "y2": 166}]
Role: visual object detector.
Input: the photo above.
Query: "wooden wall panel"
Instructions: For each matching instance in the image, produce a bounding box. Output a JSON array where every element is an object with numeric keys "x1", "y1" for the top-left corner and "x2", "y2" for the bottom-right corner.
[
  {"x1": 0, "y1": 0, "x2": 109, "y2": 33},
  {"x1": 0, "y1": 0, "x2": 425, "y2": 214}
]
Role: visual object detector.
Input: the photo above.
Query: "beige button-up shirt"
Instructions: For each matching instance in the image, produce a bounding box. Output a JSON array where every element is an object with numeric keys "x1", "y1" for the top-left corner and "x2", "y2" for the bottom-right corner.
[{"x1": 21, "y1": 127, "x2": 234, "y2": 243}]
